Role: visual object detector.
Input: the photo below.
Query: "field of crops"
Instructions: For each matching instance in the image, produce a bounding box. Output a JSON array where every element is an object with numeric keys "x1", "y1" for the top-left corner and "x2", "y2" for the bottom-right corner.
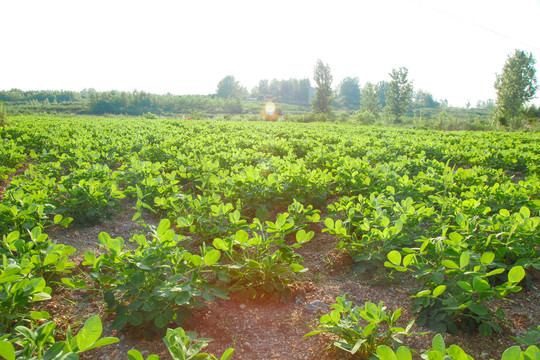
[{"x1": 1, "y1": 115, "x2": 539, "y2": 360}]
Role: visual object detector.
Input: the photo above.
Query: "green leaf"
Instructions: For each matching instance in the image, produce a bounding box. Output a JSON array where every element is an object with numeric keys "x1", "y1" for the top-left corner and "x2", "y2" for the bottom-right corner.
[
  {"x1": 403, "y1": 254, "x2": 415, "y2": 267},
  {"x1": 0, "y1": 340, "x2": 15, "y2": 360},
  {"x1": 235, "y1": 230, "x2": 249, "y2": 245},
  {"x1": 15, "y1": 326, "x2": 36, "y2": 342},
  {"x1": 447, "y1": 344, "x2": 473, "y2": 360},
  {"x1": 189, "y1": 255, "x2": 203, "y2": 267},
  {"x1": 142, "y1": 300, "x2": 156, "y2": 312},
  {"x1": 304, "y1": 330, "x2": 326, "y2": 337},
  {"x1": 472, "y1": 277, "x2": 491, "y2": 292},
  {"x1": 86, "y1": 337, "x2": 119, "y2": 351},
  {"x1": 290, "y1": 263, "x2": 306, "y2": 272},
  {"x1": 176, "y1": 217, "x2": 192, "y2": 228},
  {"x1": 479, "y1": 323, "x2": 492, "y2": 336},
  {"x1": 499, "y1": 209, "x2": 510, "y2": 217},
  {"x1": 426, "y1": 350, "x2": 445, "y2": 360},
  {"x1": 459, "y1": 252, "x2": 470, "y2": 269},
  {"x1": 432, "y1": 285, "x2": 446, "y2": 297},
  {"x1": 129, "y1": 312, "x2": 143, "y2": 326},
  {"x1": 432, "y1": 333, "x2": 446, "y2": 354},
  {"x1": 393, "y1": 218, "x2": 403, "y2": 234},
  {"x1": 220, "y1": 348, "x2": 235, "y2": 360},
  {"x1": 109, "y1": 314, "x2": 128, "y2": 331},
  {"x1": 76, "y1": 316, "x2": 103, "y2": 351},
  {"x1": 485, "y1": 268, "x2": 505, "y2": 277},
  {"x1": 157, "y1": 219, "x2": 171, "y2": 237},
  {"x1": 508, "y1": 266, "x2": 525, "y2": 283},
  {"x1": 388, "y1": 250, "x2": 402, "y2": 266},
  {"x1": 523, "y1": 346, "x2": 540, "y2": 360},
  {"x1": 42, "y1": 342, "x2": 65, "y2": 360},
  {"x1": 154, "y1": 314, "x2": 170, "y2": 328},
  {"x1": 153, "y1": 287, "x2": 171, "y2": 299},
  {"x1": 448, "y1": 232, "x2": 463, "y2": 243},
  {"x1": 350, "y1": 338, "x2": 367, "y2": 354},
  {"x1": 480, "y1": 252, "x2": 495, "y2": 265},
  {"x1": 204, "y1": 249, "x2": 221, "y2": 266},
  {"x1": 212, "y1": 238, "x2": 228, "y2": 251},
  {"x1": 30, "y1": 311, "x2": 51, "y2": 320},
  {"x1": 130, "y1": 272, "x2": 146, "y2": 287},
  {"x1": 324, "y1": 217, "x2": 334, "y2": 229},
  {"x1": 363, "y1": 323, "x2": 377, "y2": 337},
  {"x1": 296, "y1": 229, "x2": 314, "y2": 244},
  {"x1": 455, "y1": 213, "x2": 468, "y2": 231},
  {"x1": 127, "y1": 349, "x2": 145, "y2": 360},
  {"x1": 468, "y1": 303, "x2": 489, "y2": 316},
  {"x1": 441, "y1": 260, "x2": 459, "y2": 269},
  {"x1": 519, "y1": 206, "x2": 531, "y2": 218},
  {"x1": 329, "y1": 310, "x2": 340, "y2": 324},
  {"x1": 213, "y1": 286, "x2": 230, "y2": 300},
  {"x1": 396, "y1": 346, "x2": 412, "y2": 360},
  {"x1": 431, "y1": 272, "x2": 444, "y2": 284},
  {"x1": 175, "y1": 291, "x2": 191, "y2": 305},
  {"x1": 0, "y1": 266, "x2": 22, "y2": 284},
  {"x1": 414, "y1": 289, "x2": 431, "y2": 297},
  {"x1": 501, "y1": 346, "x2": 522, "y2": 360},
  {"x1": 376, "y1": 345, "x2": 397, "y2": 360},
  {"x1": 522, "y1": 331, "x2": 540, "y2": 347},
  {"x1": 61, "y1": 278, "x2": 77, "y2": 289}
]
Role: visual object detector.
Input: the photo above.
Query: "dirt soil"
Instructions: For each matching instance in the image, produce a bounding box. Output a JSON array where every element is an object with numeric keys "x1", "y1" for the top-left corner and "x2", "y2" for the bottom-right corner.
[{"x1": 41, "y1": 203, "x2": 539, "y2": 360}]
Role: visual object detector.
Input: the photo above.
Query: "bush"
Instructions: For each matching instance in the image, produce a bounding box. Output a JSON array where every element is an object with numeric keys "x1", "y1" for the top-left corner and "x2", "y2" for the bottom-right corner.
[
  {"x1": 144, "y1": 112, "x2": 159, "y2": 119},
  {"x1": 356, "y1": 110, "x2": 377, "y2": 125}
]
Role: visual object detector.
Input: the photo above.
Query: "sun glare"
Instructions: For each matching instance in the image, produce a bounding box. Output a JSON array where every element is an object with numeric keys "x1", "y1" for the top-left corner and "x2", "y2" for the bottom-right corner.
[{"x1": 261, "y1": 102, "x2": 279, "y2": 121}]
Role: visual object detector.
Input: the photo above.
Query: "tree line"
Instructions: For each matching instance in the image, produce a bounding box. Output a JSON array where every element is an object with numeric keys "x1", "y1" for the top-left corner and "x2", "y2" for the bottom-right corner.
[
  {"x1": 1, "y1": 49, "x2": 535, "y2": 128},
  {"x1": 0, "y1": 90, "x2": 245, "y2": 116},
  {"x1": 310, "y1": 51, "x2": 537, "y2": 127}
]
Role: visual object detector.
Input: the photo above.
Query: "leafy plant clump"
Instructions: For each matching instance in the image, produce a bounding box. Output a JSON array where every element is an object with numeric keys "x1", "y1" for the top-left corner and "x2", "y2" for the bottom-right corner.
[
  {"x1": 385, "y1": 239, "x2": 527, "y2": 335},
  {"x1": 212, "y1": 212, "x2": 314, "y2": 298},
  {"x1": 0, "y1": 313, "x2": 118, "y2": 360},
  {"x1": 128, "y1": 327, "x2": 234, "y2": 360},
  {"x1": 85, "y1": 219, "x2": 228, "y2": 338},
  {"x1": 305, "y1": 296, "x2": 415, "y2": 358},
  {"x1": 374, "y1": 334, "x2": 540, "y2": 360}
]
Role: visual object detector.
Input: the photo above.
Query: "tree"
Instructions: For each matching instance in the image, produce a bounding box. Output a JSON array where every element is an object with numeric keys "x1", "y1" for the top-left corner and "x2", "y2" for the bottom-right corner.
[
  {"x1": 376, "y1": 81, "x2": 389, "y2": 107},
  {"x1": 361, "y1": 82, "x2": 380, "y2": 116},
  {"x1": 384, "y1": 67, "x2": 413, "y2": 123},
  {"x1": 494, "y1": 50, "x2": 537, "y2": 125},
  {"x1": 337, "y1": 77, "x2": 361, "y2": 110},
  {"x1": 413, "y1": 89, "x2": 439, "y2": 108},
  {"x1": 216, "y1": 75, "x2": 246, "y2": 99},
  {"x1": 312, "y1": 59, "x2": 334, "y2": 115}
]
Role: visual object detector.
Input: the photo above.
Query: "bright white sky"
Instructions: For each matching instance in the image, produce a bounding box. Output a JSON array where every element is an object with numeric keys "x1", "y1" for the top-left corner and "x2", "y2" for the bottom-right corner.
[{"x1": 2, "y1": 0, "x2": 540, "y2": 107}]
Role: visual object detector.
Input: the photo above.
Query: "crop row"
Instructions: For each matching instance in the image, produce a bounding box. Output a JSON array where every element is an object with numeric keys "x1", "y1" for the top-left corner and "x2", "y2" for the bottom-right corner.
[{"x1": 0, "y1": 116, "x2": 539, "y2": 359}]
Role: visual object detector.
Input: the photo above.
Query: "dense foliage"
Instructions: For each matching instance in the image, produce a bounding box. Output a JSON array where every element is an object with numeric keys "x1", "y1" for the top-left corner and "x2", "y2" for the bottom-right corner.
[
  {"x1": 0, "y1": 116, "x2": 538, "y2": 358},
  {"x1": 495, "y1": 50, "x2": 537, "y2": 127}
]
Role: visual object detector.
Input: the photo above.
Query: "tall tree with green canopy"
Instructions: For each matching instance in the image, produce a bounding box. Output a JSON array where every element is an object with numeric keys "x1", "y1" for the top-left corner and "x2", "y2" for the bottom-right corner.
[
  {"x1": 337, "y1": 77, "x2": 361, "y2": 110},
  {"x1": 494, "y1": 50, "x2": 537, "y2": 126},
  {"x1": 312, "y1": 59, "x2": 334, "y2": 115},
  {"x1": 216, "y1": 75, "x2": 246, "y2": 99},
  {"x1": 384, "y1": 67, "x2": 413, "y2": 123},
  {"x1": 361, "y1": 82, "x2": 380, "y2": 117}
]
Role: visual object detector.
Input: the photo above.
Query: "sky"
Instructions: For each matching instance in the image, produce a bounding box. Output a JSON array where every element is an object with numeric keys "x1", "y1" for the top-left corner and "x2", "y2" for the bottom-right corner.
[{"x1": 2, "y1": 0, "x2": 540, "y2": 107}]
